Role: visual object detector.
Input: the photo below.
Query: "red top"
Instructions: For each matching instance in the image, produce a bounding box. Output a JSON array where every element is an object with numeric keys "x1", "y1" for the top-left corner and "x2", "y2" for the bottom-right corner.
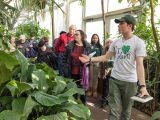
[
  {"x1": 55, "y1": 33, "x2": 75, "y2": 53},
  {"x1": 71, "y1": 45, "x2": 83, "y2": 75}
]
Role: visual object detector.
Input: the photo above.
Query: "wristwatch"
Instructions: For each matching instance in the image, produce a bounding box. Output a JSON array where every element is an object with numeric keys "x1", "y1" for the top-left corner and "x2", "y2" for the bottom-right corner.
[{"x1": 139, "y1": 85, "x2": 146, "y2": 89}]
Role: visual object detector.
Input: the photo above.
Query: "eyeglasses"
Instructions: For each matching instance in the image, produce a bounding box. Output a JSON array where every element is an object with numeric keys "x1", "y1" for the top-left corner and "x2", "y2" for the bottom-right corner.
[{"x1": 74, "y1": 33, "x2": 80, "y2": 36}]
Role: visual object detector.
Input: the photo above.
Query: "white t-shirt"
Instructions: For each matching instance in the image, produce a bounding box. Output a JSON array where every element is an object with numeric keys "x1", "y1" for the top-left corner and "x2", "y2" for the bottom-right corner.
[{"x1": 109, "y1": 35, "x2": 147, "y2": 82}]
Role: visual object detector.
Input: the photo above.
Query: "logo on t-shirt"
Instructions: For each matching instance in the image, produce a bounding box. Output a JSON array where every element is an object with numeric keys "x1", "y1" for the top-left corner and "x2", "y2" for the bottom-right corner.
[
  {"x1": 117, "y1": 44, "x2": 131, "y2": 59},
  {"x1": 122, "y1": 45, "x2": 130, "y2": 54}
]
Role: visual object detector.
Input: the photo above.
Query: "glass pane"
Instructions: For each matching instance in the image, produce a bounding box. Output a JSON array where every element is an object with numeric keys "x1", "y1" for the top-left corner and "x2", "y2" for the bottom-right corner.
[
  {"x1": 54, "y1": 0, "x2": 65, "y2": 4},
  {"x1": 86, "y1": 21, "x2": 104, "y2": 45},
  {"x1": 69, "y1": 1, "x2": 82, "y2": 29},
  {"x1": 37, "y1": 12, "x2": 52, "y2": 45},
  {"x1": 54, "y1": 6, "x2": 65, "y2": 38},
  {"x1": 85, "y1": 0, "x2": 107, "y2": 16},
  {"x1": 109, "y1": 19, "x2": 119, "y2": 40},
  {"x1": 108, "y1": 0, "x2": 140, "y2": 12}
]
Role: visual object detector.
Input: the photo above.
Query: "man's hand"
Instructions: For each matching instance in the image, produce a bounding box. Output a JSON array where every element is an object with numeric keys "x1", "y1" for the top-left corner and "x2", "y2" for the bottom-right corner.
[
  {"x1": 79, "y1": 54, "x2": 90, "y2": 63},
  {"x1": 139, "y1": 87, "x2": 150, "y2": 97}
]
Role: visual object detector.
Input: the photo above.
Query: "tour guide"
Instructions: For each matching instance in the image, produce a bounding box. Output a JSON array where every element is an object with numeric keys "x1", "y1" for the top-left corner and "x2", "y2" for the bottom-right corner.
[{"x1": 79, "y1": 14, "x2": 150, "y2": 120}]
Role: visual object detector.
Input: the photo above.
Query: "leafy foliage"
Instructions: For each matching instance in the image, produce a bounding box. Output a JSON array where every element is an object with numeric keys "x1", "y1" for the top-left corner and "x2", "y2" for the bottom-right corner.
[
  {"x1": 15, "y1": 22, "x2": 50, "y2": 40},
  {"x1": 151, "y1": 111, "x2": 160, "y2": 120},
  {"x1": 0, "y1": 0, "x2": 20, "y2": 30},
  {"x1": 0, "y1": 49, "x2": 91, "y2": 120}
]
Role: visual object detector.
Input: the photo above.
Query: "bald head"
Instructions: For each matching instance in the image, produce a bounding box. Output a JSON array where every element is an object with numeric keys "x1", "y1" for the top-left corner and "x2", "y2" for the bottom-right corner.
[
  {"x1": 105, "y1": 39, "x2": 113, "y2": 48},
  {"x1": 68, "y1": 24, "x2": 77, "y2": 36}
]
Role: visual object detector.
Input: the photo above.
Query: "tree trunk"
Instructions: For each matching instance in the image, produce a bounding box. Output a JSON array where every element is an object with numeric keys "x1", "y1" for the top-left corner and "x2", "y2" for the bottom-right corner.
[
  {"x1": 51, "y1": 0, "x2": 55, "y2": 43},
  {"x1": 149, "y1": 0, "x2": 160, "y2": 110}
]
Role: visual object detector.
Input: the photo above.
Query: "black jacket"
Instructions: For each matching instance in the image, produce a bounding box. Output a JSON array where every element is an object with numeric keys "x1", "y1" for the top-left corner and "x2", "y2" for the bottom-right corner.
[{"x1": 63, "y1": 40, "x2": 91, "y2": 78}]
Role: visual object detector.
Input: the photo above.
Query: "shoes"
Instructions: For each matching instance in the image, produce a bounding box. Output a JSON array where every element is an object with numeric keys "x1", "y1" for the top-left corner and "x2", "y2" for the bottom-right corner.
[
  {"x1": 93, "y1": 91, "x2": 97, "y2": 97},
  {"x1": 92, "y1": 88, "x2": 97, "y2": 98},
  {"x1": 87, "y1": 91, "x2": 92, "y2": 96}
]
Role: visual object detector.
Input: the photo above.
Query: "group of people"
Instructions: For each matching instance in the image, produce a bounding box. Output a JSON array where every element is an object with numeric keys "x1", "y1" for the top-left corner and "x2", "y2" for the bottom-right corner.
[
  {"x1": 8, "y1": 14, "x2": 150, "y2": 120},
  {"x1": 54, "y1": 25, "x2": 112, "y2": 106},
  {"x1": 8, "y1": 34, "x2": 57, "y2": 70}
]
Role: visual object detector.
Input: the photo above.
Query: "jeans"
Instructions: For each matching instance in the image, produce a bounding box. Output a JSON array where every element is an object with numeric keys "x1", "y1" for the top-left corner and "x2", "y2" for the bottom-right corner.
[{"x1": 108, "y1": 77, "x2": 137, "y2": 120}]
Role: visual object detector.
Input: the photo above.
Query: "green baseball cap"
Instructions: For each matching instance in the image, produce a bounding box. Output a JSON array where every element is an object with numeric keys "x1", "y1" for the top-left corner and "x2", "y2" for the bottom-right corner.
[{"x1": 115, "y1": 14, "x2": 136, "y2": 25}]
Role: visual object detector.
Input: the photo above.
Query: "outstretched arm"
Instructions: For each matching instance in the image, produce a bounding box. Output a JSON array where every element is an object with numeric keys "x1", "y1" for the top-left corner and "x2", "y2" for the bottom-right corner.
[
  {"x1": 79, "y1": 51, "x2": 114, "y2": 63},
  {"x1": 136, "y1": 56, "x2": 149, "y2": 97}
]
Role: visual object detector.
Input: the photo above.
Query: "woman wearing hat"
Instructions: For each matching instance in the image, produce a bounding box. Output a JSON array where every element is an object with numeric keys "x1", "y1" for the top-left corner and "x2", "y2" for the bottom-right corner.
[{"x1": 37, "y1": 40, "x2": 56, "y2": 69}]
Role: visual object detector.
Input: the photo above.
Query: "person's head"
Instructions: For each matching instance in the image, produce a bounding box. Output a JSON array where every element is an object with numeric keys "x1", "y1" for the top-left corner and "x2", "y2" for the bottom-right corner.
[
  {"x1": 68, "y1": 24, "x2": 77, "y2": 36},
  {"x1": 105, "y1": 39, "x2": 113, "y2": 48},
  {"x1": 9, "y1": 36, "x2": 15, "y2": 44},
  {"x1": 42, "y1": 36, "x2": 49, "y2": 43},
  {"x1": 30, "y1": 33, "x2": 35, "y2": 40},
  {"x1": 91, "y1": 34, "x2": 100, "y2": 45},
  {"x1": 38, "y1": 40, "x2": 47, "y2": 51},
  {"x1": 59, "y1": 31, "x2": 66, "y2": 35},
  {"x1": 115, "y1": 14, "x2": 136, "y2": 34},
  {"x1": 19, "y1": 35, "x2": 26, "y2": 43},
  {"x1": 74, "y1": 30, "x2": 86, "y2": 43}
]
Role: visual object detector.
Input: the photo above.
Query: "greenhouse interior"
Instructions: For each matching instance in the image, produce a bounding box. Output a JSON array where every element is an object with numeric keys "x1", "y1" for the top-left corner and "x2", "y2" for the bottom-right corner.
[{"x1": 0, "y1": 0, "x2": 160, "y2": 120}]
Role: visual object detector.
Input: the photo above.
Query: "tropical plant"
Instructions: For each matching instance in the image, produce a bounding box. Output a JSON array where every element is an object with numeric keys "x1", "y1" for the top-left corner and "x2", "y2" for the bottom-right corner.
[
  {"x1": 0, "y1": 25, "x2": 14, "y2": 51},
  {"x1": 15, "y1": 22, "x2": 50, "y2": 40},
  {"x1": 151, "y1": 111, "x2": 160, "y2": 120},
  {"x1": 0, "y1": 49, "x2": 91, "y2": 120},
  {"x1": 0, "y1": 0, "x2": 20, "y2": 30}
]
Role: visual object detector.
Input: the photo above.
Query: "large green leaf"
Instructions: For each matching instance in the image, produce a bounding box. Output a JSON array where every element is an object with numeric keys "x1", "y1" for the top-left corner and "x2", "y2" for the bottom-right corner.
[
  {"x1": 32, "y1": 91, "x2": 63, "y2": 106},
  {"x1": 12, "y1": 96, "x2": 37, "y2": 120},
  {"x1": 16, "y1": 81, "x2": 33, "y2": 95},
  {"x1": 12, "y1": 97, "x2": 26, "y2": 113},
  {"x1": 36, "y1": 112, "x2": 68, "y2": 120},
  {"x1": 0, "y1": 51, "x2": 19, "y2": 70},
  {"x1": 58, "y1": 88, "x2": 81, "y2": 98},
  {"x1": 15, "y1": 50, "x2": 29, "y2": 82},
  {"x1": 151, "y1": 111, "x2": 160, "y2": 120},
  {"x1": 24, "y1": 64, "x2": 36, "y2": 83},
  {"x1": 0, "y1": 96, "x2": 13, "y2": 110},
  {"x1": 53, "y1": 76, "x2": 67, "y2": 94},
  {"x1": 32, "y1": 69, "x2": 48, "y2": 91},
  {"x1": 6, "y1": 80, "x2": 18, "y2": 97},
  {"x1": 21, "y1": 96, "x2": 38, "y2": 120},
  {"x1": 6, "y1": 80, "x2": 33, "y2": 96},
  {"x1": 0, "y1": 63, "x2": 12, "y2": 85},
  {"x1": 35, "y1": 63, "x2": 57, "y2": 89},
  {"x1": 38, "y1": 63, "x2": 58, "y2": 78},
  {"x1": 0, "y1": 110, "x2": 21, "y2": 120},
  {"x1": 63, "y1": 104, "x2": 91, "y2": 119}
]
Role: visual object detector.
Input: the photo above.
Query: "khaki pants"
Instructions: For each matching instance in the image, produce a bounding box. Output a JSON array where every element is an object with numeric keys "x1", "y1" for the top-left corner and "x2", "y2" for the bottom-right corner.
[
  {"x1": 89, "y1": 63, "x2": 99, "y2": 89},
  {"x1": 108, "y1": 77, "x2": 137, "y2": 120}
]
